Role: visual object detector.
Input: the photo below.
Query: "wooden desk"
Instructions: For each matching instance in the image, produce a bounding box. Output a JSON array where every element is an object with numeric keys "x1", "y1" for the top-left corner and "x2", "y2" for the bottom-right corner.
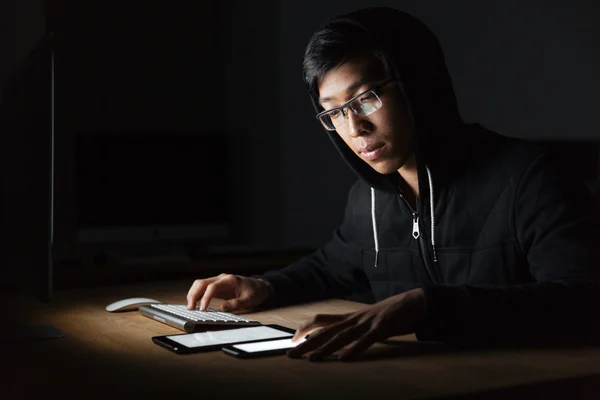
[{"x1": 4, "y1": 279, "x2": 600, "y2": 399}]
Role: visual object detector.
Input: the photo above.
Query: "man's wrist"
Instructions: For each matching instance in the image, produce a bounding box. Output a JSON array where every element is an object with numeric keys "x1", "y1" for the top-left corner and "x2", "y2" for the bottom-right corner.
[
  {"x1": 407, "y1": 287, "x2": 426, "y2": 333},
  {"x1": 255, "y1": 277, "x2": 274, "y2": 307}
]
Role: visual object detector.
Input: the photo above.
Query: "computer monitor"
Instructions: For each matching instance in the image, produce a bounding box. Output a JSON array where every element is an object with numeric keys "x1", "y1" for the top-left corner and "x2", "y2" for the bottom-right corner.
[
  {"x1": 0, "y1": 30, "x2": 63, "y2": 341},
  {"x1": 0, "y1": 33, "x2": 54, "y2": 303}
]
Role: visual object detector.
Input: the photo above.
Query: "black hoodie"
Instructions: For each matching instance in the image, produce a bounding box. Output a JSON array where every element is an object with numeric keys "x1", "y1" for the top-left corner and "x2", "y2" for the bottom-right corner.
[{"x1": 258, "y1": 8, "x2": 600, "y2": 344}]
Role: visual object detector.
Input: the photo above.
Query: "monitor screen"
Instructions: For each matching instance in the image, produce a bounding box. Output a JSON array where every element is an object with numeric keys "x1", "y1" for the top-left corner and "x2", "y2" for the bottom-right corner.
[{"x1": 75, "y1": 132, "x2": 230, "y2": 242}]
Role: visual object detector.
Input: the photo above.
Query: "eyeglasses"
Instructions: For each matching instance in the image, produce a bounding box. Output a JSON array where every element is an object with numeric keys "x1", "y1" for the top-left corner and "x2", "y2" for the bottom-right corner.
[{"x1": 316, "y1": 78, "x2": 394, "y2": 131}]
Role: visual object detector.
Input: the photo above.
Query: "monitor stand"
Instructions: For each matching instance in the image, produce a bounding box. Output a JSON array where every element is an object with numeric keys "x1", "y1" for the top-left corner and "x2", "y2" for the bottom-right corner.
[
  {"x1": 1, "y1": 287, "x2": 66, "y2": 342},
  {"x1": 0, "y1": 324, "x2": 65, "y2": 342}
]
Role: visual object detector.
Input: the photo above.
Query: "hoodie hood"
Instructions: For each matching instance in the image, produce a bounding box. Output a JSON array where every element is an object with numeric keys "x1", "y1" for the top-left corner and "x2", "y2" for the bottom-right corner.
[{"x1": 307, "y1": 7, "x2": 464, "y2": 195}]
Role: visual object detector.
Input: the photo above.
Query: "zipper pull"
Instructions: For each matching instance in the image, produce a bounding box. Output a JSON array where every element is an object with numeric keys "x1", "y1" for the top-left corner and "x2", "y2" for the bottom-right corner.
[{"x1": 412, "y1": 213, "x2": 420, "y2": 239}]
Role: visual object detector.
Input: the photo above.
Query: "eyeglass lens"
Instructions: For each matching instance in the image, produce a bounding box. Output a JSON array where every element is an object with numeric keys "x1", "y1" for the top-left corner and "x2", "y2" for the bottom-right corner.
[{"x1": 320, "y1": 91, "x2": 382, "y2": 130}]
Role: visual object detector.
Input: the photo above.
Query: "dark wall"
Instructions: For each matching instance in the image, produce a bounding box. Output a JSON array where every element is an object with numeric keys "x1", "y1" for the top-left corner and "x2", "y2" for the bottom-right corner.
[
  {"x1": 221, "y1": 0, "x2": 282, "y2": 249},
  {"x1": 0, "y1": 0, "x2": 45, "y2": 103}
]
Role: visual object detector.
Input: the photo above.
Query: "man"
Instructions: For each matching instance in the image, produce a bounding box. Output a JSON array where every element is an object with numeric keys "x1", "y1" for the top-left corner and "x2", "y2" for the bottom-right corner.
[{"x1": 187, "y1": 7, "x2": 600, "y2": 361}]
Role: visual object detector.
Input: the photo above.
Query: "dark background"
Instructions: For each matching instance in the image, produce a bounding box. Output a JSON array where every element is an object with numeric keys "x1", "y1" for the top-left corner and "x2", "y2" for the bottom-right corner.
[{"x1": 1, "y1": 0, "x2": 600, "y2": 289}]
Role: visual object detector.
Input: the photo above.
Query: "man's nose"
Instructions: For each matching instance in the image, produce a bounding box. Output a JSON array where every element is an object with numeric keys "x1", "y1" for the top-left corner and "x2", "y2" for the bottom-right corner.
[{"x1": 346, "y1": 109, "x2": 367, "y2": 138}]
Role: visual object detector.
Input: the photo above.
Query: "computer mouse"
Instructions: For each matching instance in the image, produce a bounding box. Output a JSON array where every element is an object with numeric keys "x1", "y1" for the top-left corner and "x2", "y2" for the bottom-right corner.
[{"x1": 105, "y1": 297, "x2": 163, "y2": 312}]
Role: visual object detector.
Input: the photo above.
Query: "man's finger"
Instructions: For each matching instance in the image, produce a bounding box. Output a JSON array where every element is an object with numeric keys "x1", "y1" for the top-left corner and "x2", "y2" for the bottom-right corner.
[
  {"x1": 308, "y1": 325, "x2": 368, "y2": 361},
  {"x1": 339, "y1": 329, "x2": 380, "y2": 361},
  {"x1": 288, "y1": 318, "x2": 352, "y2": 358},
  {"x1": 187, "y1": 279, "x2": 210, "y2": 309},
  {"x1": 199, "y1": 282, "x2": 218, "y2": 311},
  {"x1": 291, "y1": 314, "x2": 348, "y2": 343}
]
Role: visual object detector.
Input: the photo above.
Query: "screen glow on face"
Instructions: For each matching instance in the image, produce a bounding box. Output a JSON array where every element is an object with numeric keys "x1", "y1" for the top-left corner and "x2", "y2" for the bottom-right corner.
[
  {"x1": 167, "y1": 326, "x2": 293, "y2": 348},
  {"x1": 232, "y1": 337, "x2": 306, "y2": 353}
]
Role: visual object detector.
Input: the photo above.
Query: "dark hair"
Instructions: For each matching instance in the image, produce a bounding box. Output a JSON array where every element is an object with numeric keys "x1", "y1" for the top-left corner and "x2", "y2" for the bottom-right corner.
[{"x1": 302, "y1": 21, "x2": 391, "y2": 95}]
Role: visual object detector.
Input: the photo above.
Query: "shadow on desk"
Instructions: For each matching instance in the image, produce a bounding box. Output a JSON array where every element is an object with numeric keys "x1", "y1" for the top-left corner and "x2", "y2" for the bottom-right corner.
[
  {"x1": 449, "y1": 373, "x2": 600, "y2": 400},
  {"x1": 357, "y1": 341, "x2": 600, "y2": 398},
  {"x1": 364, "y1": 336, "x2": 600, "y2": 359}
]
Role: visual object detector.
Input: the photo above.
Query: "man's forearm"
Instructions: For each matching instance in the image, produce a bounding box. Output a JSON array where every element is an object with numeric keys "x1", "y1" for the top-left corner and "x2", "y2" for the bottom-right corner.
[
  {"x1": 256, "y1": 258, "x2": 348, "y2": 308},
  {"x1": 416, "y1": 281, "x2": 600, "y2": 344}
]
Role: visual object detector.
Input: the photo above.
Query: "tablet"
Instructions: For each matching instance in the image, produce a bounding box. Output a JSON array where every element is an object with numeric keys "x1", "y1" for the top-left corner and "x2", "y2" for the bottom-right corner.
[{"x1": 152, "y1": 324, "x2": 295, "y2": 354}]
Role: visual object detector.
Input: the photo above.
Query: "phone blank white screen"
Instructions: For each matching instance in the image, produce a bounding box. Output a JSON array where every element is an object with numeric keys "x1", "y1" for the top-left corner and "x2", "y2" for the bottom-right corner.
[
  {"x1": 167, "y1": 326, "x2": 293, "y2": 348},
  {"x1": 232, "y1": 337, "x2": 306, "y2": 353}
]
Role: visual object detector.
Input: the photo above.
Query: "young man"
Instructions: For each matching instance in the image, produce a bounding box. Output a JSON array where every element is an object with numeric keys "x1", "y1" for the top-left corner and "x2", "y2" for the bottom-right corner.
[{"x1": 187, "y1": 8, "x2": 600, "y2": 361}]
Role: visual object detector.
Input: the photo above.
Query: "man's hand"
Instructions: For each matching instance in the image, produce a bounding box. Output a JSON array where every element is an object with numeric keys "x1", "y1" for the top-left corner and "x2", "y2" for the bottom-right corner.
[
  {"x1": 186, "y1": 274, "x2": 271, "y2": 312},
  {"x1": 288, "y1": 288, "x2": 425, "y2": 361}
]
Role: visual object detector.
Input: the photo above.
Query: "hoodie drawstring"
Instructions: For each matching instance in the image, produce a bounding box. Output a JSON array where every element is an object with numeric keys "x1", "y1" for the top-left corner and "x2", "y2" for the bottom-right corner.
[
  {"x1": 371, "y1": 187, "x2": 379, "y2": 268},
  {"x1": 370, "y1": 165, "x2": 438, "y2": 268},
  {"x1": 426, "y1": 166, "x2": 438, "y2": 263}
]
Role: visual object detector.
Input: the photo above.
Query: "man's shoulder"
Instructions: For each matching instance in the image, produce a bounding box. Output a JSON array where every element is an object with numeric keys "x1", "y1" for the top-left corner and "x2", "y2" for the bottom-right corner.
[
  {"x1": 347, "y1": 179, "x2": 369, "y2": 201},
  {"x1": 465, "y1": 124, "x2": 546, "y2": 174}
]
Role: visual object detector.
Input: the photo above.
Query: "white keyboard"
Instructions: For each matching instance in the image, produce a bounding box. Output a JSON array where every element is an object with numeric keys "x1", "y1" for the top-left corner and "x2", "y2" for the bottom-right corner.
[
  {"x1": 138, "y1": 304, "x2": 261, "y2": 332},
  {"x1": 151, "y1": 304, "x2": 258, "y2": 323}
]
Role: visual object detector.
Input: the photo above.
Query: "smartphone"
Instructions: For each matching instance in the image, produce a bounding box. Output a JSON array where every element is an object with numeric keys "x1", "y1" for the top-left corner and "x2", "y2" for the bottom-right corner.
[
  {"x1": 152, "y1": 324, "x2": 295, "y2": 354},
  {"x1": 222, "y1": 336, "x2": 306, "y2": 358}
]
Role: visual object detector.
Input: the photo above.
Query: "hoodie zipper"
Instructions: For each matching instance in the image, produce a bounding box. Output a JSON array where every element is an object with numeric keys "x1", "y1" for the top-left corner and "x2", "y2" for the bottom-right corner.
[
  {"x1": 412, "y1": 213, "x2": 420, "y2": 239},
  {"x1": 398, "y1": 193, "x2": 436, "y2": 284}
]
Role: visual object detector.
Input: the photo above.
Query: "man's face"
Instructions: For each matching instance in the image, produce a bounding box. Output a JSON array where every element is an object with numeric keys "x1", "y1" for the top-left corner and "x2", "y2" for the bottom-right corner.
[{"x1": 317, "y1": 56, "x2": 414, "y2": 174}]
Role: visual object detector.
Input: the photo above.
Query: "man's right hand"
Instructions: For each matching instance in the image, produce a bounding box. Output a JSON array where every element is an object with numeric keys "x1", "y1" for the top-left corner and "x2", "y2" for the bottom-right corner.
[{"x1": 186, "y1": 274, "x2": 272, "y2": 313}]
